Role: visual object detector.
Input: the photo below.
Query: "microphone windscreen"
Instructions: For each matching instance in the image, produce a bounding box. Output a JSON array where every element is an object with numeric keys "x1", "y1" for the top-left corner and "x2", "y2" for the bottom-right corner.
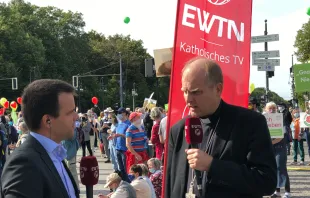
[
  {"x1": 185, "y1": 117, "x2": 203, "y2": 144},
  {"x1": 80, "y1": 156, "x2": 99, "y2": 185}
]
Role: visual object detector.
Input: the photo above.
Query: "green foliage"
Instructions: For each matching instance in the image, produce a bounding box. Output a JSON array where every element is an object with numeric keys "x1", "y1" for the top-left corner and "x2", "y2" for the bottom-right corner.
[
  {"x1": 0, "y1": 0, "x2": 170, "y2": 112},
  {"x1": 294, "y1": 19, "x2": 310, "y2": 63},
  {"x1": 251, "y1": 87, "x2": 288, "y2": 105}
]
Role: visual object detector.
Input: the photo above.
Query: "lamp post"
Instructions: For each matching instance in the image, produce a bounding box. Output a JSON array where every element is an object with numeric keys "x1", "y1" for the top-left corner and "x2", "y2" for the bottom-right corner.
[
  {"x1": 132, "y1": 82, "x2": 138, "y2": 110},
  {"x1": 119, "y1": 52, "x2": 123, "y2": 107}
]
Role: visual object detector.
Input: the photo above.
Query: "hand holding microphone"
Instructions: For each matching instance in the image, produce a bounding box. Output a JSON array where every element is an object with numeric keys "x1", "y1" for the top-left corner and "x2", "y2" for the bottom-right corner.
[
  {"x1": 185, "y1": 149, "x2": 213, "y2": 171},
  {"x1": 185, "y1": 117, "x2": 214, "y2": 196}
]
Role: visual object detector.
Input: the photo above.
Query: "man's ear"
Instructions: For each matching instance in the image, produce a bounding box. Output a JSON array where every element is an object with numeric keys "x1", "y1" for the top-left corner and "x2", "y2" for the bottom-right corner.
[{"x1": 216, "y1": 83, "x2": 223, "y2": 97}]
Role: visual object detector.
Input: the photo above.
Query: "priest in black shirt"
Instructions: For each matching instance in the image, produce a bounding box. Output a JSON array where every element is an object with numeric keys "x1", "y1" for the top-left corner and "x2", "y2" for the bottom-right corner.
[{"x1": 165, "y1": 57, "x2": 277, "y2": 198}]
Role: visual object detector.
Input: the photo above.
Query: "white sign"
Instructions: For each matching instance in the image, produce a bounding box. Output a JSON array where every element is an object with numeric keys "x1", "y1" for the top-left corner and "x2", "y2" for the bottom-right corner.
[
  {"x1": 300, "y1": 112, "x2": 310, "y2": 128},
  {"x1": 251, "y1": 34, "x2": 279, "y2": 43},
  {"x1": 298, "y1": 112, "x2": 310, "y2": 139},
  {"x1": 264, "y1": 113, "x2": 284, "y2": 138},
  {"x1": 252, "y1": 50, "x2": 280, "y2": 58},
  {"x1": 257, "y1": 65, "x2": 275, "y2": 71},
  {"x1": 253, "y1": 59, "x2": 280, "y2": 66}
]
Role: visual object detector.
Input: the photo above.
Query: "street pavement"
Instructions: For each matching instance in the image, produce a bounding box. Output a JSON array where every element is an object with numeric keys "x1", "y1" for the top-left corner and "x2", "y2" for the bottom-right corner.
[
  {"x1": 77, "y1": 145, "x2": 310, "y2": 198},
  {"x1": 283, "y1": 142, "x2": 310, "y2": 198}
]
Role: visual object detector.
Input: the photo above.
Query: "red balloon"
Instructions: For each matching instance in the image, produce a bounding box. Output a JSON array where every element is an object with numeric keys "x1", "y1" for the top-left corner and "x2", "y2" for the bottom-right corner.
[
  {"x1": 3, "y1": 101, "x2": 9, "y2": 108},
  {"x1": 17, "y1": 97, "x2": 22, "y2": 104},
  {"x1": 91, "y1": 97, "x2": 98, "y2": 105},
  {"x1": 10, "y1": 101, "x2": 17, "y2": 109}
]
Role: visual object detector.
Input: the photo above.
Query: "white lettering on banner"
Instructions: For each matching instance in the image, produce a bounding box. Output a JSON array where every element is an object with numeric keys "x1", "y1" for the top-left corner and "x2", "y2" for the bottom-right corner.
[
  {"x1": 301, "y1": 77, "x2": 310, "y2": 82},
  {"x1": 182, "y1": 3, "x2": 244, "y2": 42},
  {"x1": 232, "y1": 55, "x2": 244, "y2": 64},
  {"x1": 299, "y1": 70, "x2": 310, "y2": 75},
  {"x1": 180, "y1": 42, "x2": 230, "y2": 63}
]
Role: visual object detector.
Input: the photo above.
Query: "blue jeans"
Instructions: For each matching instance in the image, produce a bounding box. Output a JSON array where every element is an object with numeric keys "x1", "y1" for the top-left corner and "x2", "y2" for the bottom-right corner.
[
  {"x1": 109, "y1": 140, "x2": 119, "y2": 171},
  {"x1": 116, "y1": 149, "x2": 130, "y2": 182}
]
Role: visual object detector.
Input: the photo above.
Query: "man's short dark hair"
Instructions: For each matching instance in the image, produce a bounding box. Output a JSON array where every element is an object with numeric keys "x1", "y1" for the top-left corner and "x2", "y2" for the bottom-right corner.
[
  {"x1": 22, "y1": 79, "x2": 76, "y2": 131},
  {"x1": 130, "y1": 164, "x2": 143, "y2": 176}
]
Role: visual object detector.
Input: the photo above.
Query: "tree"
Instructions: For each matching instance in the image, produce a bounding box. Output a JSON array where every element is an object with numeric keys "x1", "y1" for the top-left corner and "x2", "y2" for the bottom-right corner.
[
  {"x1": 294, "y1": 19, "x2": 310, "y2": 63},
  {"x1": 0, "y1": 0, "x2": 170, "y2": 112},
  {"x1": 251, "y1": 87, "x2": 288, "y2": 105}
]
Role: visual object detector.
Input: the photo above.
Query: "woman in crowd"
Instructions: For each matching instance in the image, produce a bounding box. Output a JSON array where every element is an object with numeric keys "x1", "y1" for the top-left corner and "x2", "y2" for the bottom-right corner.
[
  {"x1": 107, "y1": 114, "x2": 119, "y2": 173},
  {"x1": 147, "y1": 158, "x2": 162, "y2": 198},
  {"x1": 138, "y1": 163, "x2": 156, "y2": 198},
  {"x1": 15, "y1": 122, "x2": 29, "y2": 148},
  {"x1": 290, "y1": 108, "x2": 305, "y2": 165},
  {"x1": 265, "y1": 102, "x2": 291, "y2": 198},
  {"x1": 150, "y1": 107, "x2": 164, "y2": 160}
]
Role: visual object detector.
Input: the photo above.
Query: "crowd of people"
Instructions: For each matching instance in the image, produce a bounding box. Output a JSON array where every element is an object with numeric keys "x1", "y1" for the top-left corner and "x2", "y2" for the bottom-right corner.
[
  {"x1": 248, "y1": 99, "x2": 310, "y2": 198},
  {"x1": 1, "y1": 57, "x2": 310, "y2": 198},
  {"x1": 78, "y1": 106, "x2": 167, "y2": 198}
]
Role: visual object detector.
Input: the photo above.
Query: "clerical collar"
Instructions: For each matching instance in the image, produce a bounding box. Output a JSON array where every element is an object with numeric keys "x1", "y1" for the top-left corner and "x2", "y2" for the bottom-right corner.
[{"x1": 199, "y1": 100, "x2": 222, "y2": 125}]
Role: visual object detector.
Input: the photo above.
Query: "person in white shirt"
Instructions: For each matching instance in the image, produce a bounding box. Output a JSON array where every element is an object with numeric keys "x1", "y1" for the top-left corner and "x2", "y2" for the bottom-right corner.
[
  {"x1": 129, "y1": 164, "x2": 152, "y2": 198},
  {"x1": 138, "y1": 163, "x2": 156, "y2": 198}
]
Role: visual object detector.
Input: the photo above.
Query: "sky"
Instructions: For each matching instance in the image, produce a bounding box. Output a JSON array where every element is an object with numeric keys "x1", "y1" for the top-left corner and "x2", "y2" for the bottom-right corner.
[{"x1": 3, "y1": 0, "x2": 310, "y2": 99}]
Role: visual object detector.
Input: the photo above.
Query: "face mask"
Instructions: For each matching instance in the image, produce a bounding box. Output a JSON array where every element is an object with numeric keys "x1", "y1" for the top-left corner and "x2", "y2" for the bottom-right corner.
[
  {"x1": 133, "y1": 119, "x2": 141, "y2": 126},
  {"x1": 128, "y1": 174, "x2": 135, "y2": 182},
  {"x1": 117, "y1": 114, "x2": 123, "y2": 120},
  {"x1": 8, "y1": 121, "x2": 13, "y2": 126},
  {"x1": 294, "y1": 113, "x2": 300, "y2": 118},
  {"x1": 149, "y1": 168, "x2": 156, "y2": 174},
  {"x1": 18, "y1": 130, "x2": 22, "y2": 135}
]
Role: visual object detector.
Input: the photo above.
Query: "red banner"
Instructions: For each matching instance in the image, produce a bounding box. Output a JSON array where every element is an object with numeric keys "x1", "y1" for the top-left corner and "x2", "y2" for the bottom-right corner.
[{"x1": 163, "y1": 0, "x2": 252, "y2": 196}]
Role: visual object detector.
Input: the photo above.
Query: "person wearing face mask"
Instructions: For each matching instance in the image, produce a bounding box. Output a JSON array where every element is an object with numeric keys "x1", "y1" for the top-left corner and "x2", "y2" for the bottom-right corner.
[
  {"x1": 98, "y1": 173, "x2": 136, "y2": 198},
  {"x1": 147, "y1": 158, "x2": 162, "y2": 198},
  {"x1": 126, "y1": 112, "x2": 149, "y2": 174},
  {"x1": 290, "y1": 109, "x2": 305, "y2": 166},
  {"x1": 114, "y1": 108, "x2": 131, "y2": 182},
  {"x1": 128, "y1": 165, "x2": 152, "y2": 198},
  {"x1": 137, "y1": 163, "x2": 156, "y2": 198},
  {"x1": 265, "y1": 102, "x2": 292, "y2": 198}
]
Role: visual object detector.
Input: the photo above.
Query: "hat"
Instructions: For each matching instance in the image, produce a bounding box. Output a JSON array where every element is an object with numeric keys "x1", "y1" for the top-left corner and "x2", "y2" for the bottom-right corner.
[
  {"x1": 129, "y1": 112, "x2": 142, "y2": 121},
  {"x1": 117, "y1": 107, "x2": 127, "y2": 114},
  {"x1": 105, "y1": 107, "x2": 114, "y2": 113},
  {"x1": 104, "y1": 173, "x2": 120, "y2": 188}
]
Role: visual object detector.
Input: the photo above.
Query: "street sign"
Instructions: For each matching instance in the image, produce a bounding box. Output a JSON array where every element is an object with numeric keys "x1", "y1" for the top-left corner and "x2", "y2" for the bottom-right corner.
[
  {"x1": 253, "y1": 59, "x2": 280, "y2": 66},
  {"x1": 251, "y1": 34, "x2": 279, "y2": 43},
  {"x1": 252, "y1": 50, "x2": 280, "y2": 58},
  {"x1": 257, "y1": 65, "x2": 275, "y2": 71}
]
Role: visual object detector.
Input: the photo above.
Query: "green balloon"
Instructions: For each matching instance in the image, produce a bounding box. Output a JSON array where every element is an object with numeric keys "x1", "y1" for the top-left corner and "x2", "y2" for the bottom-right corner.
[
  {"x1": 307, "y1": 7, "x2": 310, "y2": 16},
  {"x1": 124, "y1": 17, "x2": 130, "y2": 24}
]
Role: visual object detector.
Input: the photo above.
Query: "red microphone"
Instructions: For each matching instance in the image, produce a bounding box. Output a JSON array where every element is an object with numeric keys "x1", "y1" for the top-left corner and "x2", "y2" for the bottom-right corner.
[
  {"x1": 80, "y1": 156, "x2": 99, "y2": 198},
  {"x1": 185, "y1": 117, "x2": 203, "y2": 147},
  {"x1": 185, "y1": 117, "x2": 203, "y2": 196}
]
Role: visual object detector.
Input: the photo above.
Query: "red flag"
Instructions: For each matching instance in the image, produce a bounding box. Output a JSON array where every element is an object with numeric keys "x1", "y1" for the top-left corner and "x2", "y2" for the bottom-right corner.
[{"x1": 163, "y1": 0, "x2": 253, "y2": 196}]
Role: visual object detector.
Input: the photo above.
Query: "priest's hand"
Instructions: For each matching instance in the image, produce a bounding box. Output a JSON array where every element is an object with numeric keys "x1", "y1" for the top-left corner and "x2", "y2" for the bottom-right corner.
[{"x1": 185, "y1": 149, "x2": 213, "y2": 172}]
